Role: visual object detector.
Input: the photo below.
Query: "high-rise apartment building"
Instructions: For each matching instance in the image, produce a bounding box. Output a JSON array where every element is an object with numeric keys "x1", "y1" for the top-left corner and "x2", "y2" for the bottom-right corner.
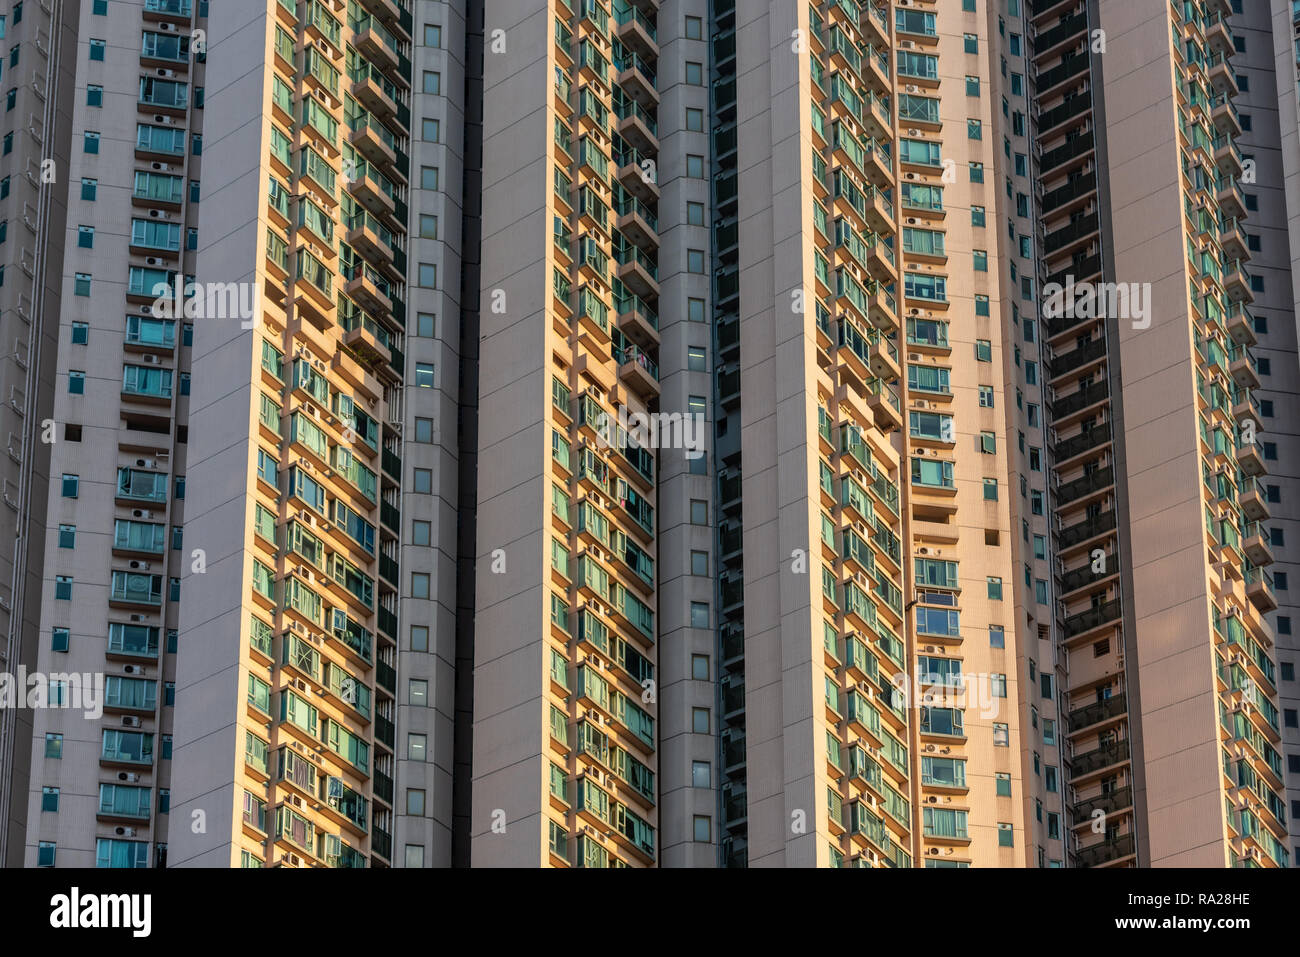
[{"x1": 0, "y1": 0, "x2": 1292, "y2": 870}]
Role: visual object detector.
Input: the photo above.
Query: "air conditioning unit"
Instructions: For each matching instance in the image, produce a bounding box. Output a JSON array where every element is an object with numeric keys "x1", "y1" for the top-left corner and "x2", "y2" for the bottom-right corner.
[
  {"x1": 122, "y1": 715, "x2": 142, "y2": 728},
  {"x1": 135, "y1": 458, "x2": 155, "y2": 468},
  {"x1": 156, "y1": 68, "x2": 176, "y2": 78},
  {"x1": 131, "y1": 509, "x2": 153, "y2": 520},
  {"x1": 114, "y1": 827, "x2": 137, "y2": 837},
  {"x1": 118, "y1": 772, "x2": 140, "y2": 783},
  {"x1": 130, "y1": 614, "x2": 144, "y2": 622},
  {"x1": 123, "y1": 664, "x2": 144, "y2": 675},
  {"x1": 129, "y1": 561, "x2": 151, "y2": 571},
  {"x1": 142, "y1": 354, "x2": 160, "y2": 365}
]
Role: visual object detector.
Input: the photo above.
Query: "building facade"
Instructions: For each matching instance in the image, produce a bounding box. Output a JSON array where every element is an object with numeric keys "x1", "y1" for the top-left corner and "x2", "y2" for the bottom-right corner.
[{"x1": 0, "y1": 0, "x2": 1293, "y2": 869}]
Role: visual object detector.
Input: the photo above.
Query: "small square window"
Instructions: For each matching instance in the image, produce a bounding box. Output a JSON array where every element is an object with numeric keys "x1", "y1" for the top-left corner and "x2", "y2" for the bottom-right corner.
[
  {"x1": 690, "y1": 601, "x2": 709, "y2": 629},
  {"x1": 687, "y1": 201, "x2": 705, "y2": 227},
  {"x1": 61, "y1": 474, "x2": 79, "y2": 498},
  {"x1": 692, "y1": 707, "x2": 710, "y2": 733},
  {"x1": 690, "y1": 500, "x2": 708, "y2": 524},
  {"x1": 68, "y1": 371, "x2": 85, "y2": 394},
  {"x1": 55, "y1": 576, "x2": 72, "y2": 600},
  {"x1": 89, "y1": 38, "x2": 105, "y2": 61},
  {"x1": 424, "y1": 24, "x2": 442, "y2": 47},
  {"x1": 75, "y1": 273, "x2": 91, "y2": 296},
  {"x1": 409, "y1": 679, "x2": 429, "y2": 707},
  {"x1": 51, "y1": 627, "x2": 69, "y2": 652},
  {"x1": 692, "y1": 654, "x2": 710, "y2": 680},
  {"x1": 412, "y1": 520, "x2": 431, "y2": 546},
  {"x1": 37, "y1": 842, "x2": 56, "y2": 867},
  {"x1": 44, "y1": 733, "x2": 63, "y2": 758},
  {"x1": 407, "y1": 733, "x2": 427, "y2": 761},
  {"x1": 685, "y1": 16, "x2": 703, "y2": 39},
  {"x1": 407, "y1": 789, "x2": 426, "y2": 815},
  {"x1": 419, "y1": 214, "x2": 438, "y2": 238},
  {"x1": 411, "y1": 625, "x2": 429, "y2": 652},
  {"x1": 87, "y1": 84, "x2": 103, "y2": 107},
  {"x1": 691, "y1": 550, "x2": 708, "y2": 576},
  {"x1": 415, "y1": 362, "x2": 434, "y2": 388},
  {"x1": 57, "y1": 524, "x2": 75, "y2": 548},
  {"x1": 996, "y1": 773, "x2": 1011, "y2": 797},
  {"x1": 422, "y1": 71, "x2": 441, "y2": 95},
  {"x1": 411, "y1": 572, "x2": 430, "y2": 599},
  {"x1": 417, "y1": 313, "x2": 435, "y2": 337},
  {"x1": 421, "y1": 118, "x2": 440, "y2": 142},
  {"x1": 686, "y1": 61, "x2": 703, "y2": 85},
  {"x1": 41, "y1": 786, "x2": 60, "y2": 812},
  {"x1": 81, "y1": 178, "x2": 97, "y2": 201},
  {"x1": 692, "y1": 761, "x2": 711, "y2": 788},
  {"x1": 414, "y1": 468, "x2": 433, "y2": 493},
  {"x1": 693, "y1": 816, "x2": 712, "y2": 842}
]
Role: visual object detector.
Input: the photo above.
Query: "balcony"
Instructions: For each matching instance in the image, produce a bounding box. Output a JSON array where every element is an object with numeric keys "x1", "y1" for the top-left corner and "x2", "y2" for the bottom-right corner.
[
  {"x1": 1071, "y1": 786, "x2": 1133, "y2": 827},
  {"x1": 1051, "y1": 379, "x2": 1109, "y2": 421},
  {"x1": 1049, "y1": 336, "x2": 1108, "y2": 381},
  {"x1": 1062, "y1": 597, "x2": 1122, "y2": 640},
  {"x1": 1245, "y1": 564, "x2": 1278, "y2": 613},
  {"x1": 1058, "y1": 551, "x2": 1119, "y2": 595},
  {"x1": 616, "y1": 343, "x2": 660, "y2": 402},
  {"x1": 1242, "y1": 520, "x2": 1273, "y2": 567},
  {"x1": 1057, "y1": 506, "x2": 1116, "y2": 552},
  {"x1": 1053, "y1": 422, "x2": 1111, "y2": 465},
  {"x1": 1039, "y1": 171, "x2": 1096, "y2": 216},
  {"x1": 1070, "y1": 738, "x2": 1130, "y2": 777},
  {"x1": 1068, "y1": 693, "x2": 1127, "y2": 732},
  {"x1": 1074, "y1": 832, "x2": 1136, "y2": 867},
  {"x1": 1038, "y1": 131, "x2": 1094, "y2": 175}
]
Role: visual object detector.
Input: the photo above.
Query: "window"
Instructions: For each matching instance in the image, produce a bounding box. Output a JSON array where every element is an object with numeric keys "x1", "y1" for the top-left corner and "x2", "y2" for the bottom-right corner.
[
  {"x1": 420, "y1": 166, "x2": 439, "y2": 190},
  {"x1": 42, "y1": 786, "x2": 60, "y2": 812},
  {"x1": 971, "y1": 205, "x2": 986, "y2": 227},
  {"x1": 415, "y1": 363, "x2": 434, "y2": 388},
  {"x1": 89, "y1": 38, "x2": 105, "y2": 60},
  {"x1": 685, "y1": 15, "x2": 703, "y2": 39},
  {"x1": 61, "y1": 474, "x2": 79, "y2": 498},
  {"x1": 418, "y1": 214, "x2": 438, "y2": 239},
  {"x1": 687, "y1": 201, "x2": 705, "y2": 226},
  {"x1": 686, "y1": 61, "x2": 703, "y2": 85},
  {"x1": 418, "y1": 263, "x2": 437, "y2": 287},
  {"x1": 409, "y1": 679, "x2": 428, "y2": 707},
  {"x1": 967, "y1": 118, "x2": 982, "y2": 140},
  {"x1": 52, "y1": 627, "x2": 69, "y2": 652},
  {"x1": 38, "y1": 843, "x2": 56, "y2": 867},
  {"x1": 965, "y1": 75, "x2": 980, "y2": 96},
  {"x1": 421, "y1": 118, "x2": 440, "y2": 142},
  {"x1": 407, "y1": 733, "x2": 427, "y2": 761},
  {"x1": 692, "y1": 761, "x2": 710, "y2": 788},
  {"x1": 411, "y1": 625, "x2": 429, "y2": 652},
  {"x1": 407, "y1": 789, "x2": 426, "y2": 815},
  {"x1": 690, "y1": 601, "x2": 709, "y2": 629},
  {"x1": 691, "y1": 500, "x2": 708, "y2": 524},
  {"x1": 692, "y1": 708, "x2": 710, "y2": 733},
  {"x1": 424, "y1": 24, "x2": 442, "y2": 46},
  {"x1": 68, "y1": 371, "x2": 85, "y2": 394},
  {"x1": 980, "y1": 431, "x2": 996, "y2": 454},
  {"x1": 415, "y1": 417, "x2": 435, "y2": 443},
  {"x1": 987, "y1": 577, "x2": 1003, "y2": 600},
  {"x1": 964, "y1": 33, "x2": 978, "y2": 53},
  {"x1": 411, "y1": 573, "x2": 430, "y2": 599},
  {"x1": 75, "y1": 273, "x2": 91, "y2": 296},
  {"x1": 973, "y1": 249, "x2": 988, "y2": 271},
  {"x1": 45, "y1": 733, "x2": 63, "y2": 758},
  {"x1": 412, "y1": 521, "x2": 431, "y2": 546},
  {"x1": 55, "y1": 576, "x2": 72, "y2": 600},
  {"x1": 983, "y1": 478, "x2": 998, "y2": 501},
  {"x1": 422, "y1": 71, "x2": 441, "y2": 95},
  {"x1": 687, "y1": 249, "x2": 705, "y2": 273},
  {"x1": 691, "y1": 550, "x2": 708, "y2": 576},
  {"x1": 405, "y1": 845, "x2": 425, "y2": 868},
  {"x1": 692, "y1": 654, "x2": 709, "y2": 680},
  {"x1": 688, "y1": 346, "x2": 707, "y2": 371},
  {"x1": 87, "y1": 84, "x2": 103, "y2": 107},
  {"x1": 686, "y1": 154, "x2": 704, "y2": 178},
  {"x1": 414, "y1": 468, "x2": 432, "y2": 493},
  {"x1": 693, "y1": 816, "x2": 711, "y2": 842},
  {"x1": 58, "y1": 524, "x2": 76, "y2": 549},
  {"x1": 81, "y1": 177, "x2": 97, "y2": 201},
  {"x1": 998, "y1": 823, "x2": 1014, "y2": 847},
  {"x1": 990, "y1": 625, "x2": 1005, "y2": 648}
]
